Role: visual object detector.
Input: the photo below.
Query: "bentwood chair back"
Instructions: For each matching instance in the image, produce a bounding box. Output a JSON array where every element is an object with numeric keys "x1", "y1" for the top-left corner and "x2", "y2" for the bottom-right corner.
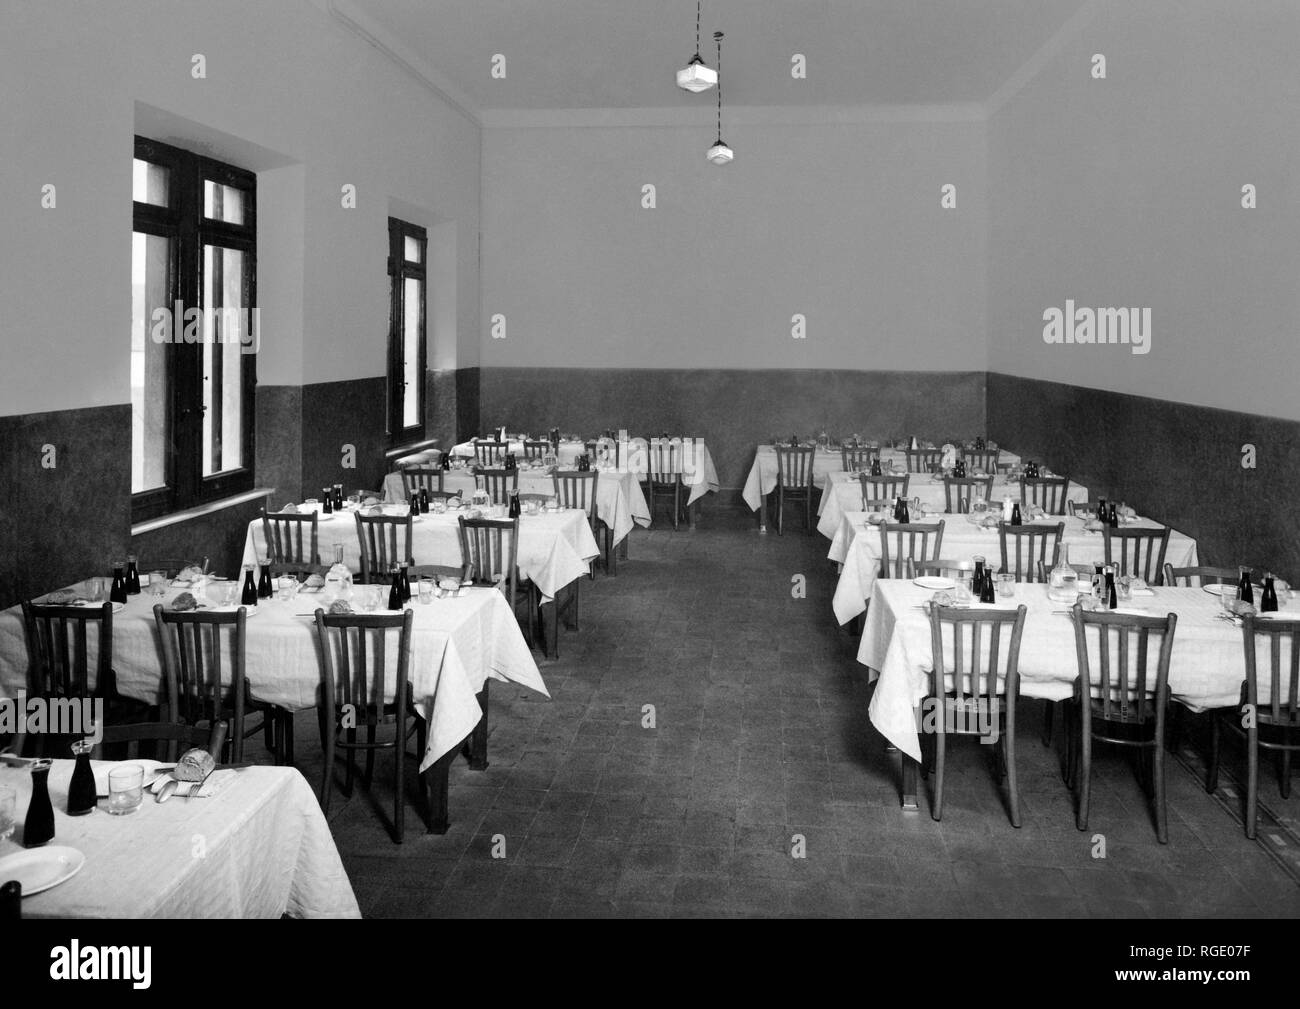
[
  {"x1": 522, "y1": 440, "x2": 549, "y2": 462},
  {"x1": 648, "y1": 438, "x2": 685, "y2": 530},
  {"x1": 942, "y1": 475, "x2": 994, "y2": 514},
  {"x1": 841, "y1": 445, "x2": 874, "y2": 472},
  {"x1": 1068, "y1": 603, "x2": 1178, "y2": 843},
  {"x1": 553, "y1": 470, "x2": 599, "y2": 523},
  {"x1": 261, "y1": 509, "x2": 324, "y2": 578},
  {"x1": 860, "y1": 474, "x2": 909, "y2": 510},
  {"x1": 401, "y1": 467, "x2": 444, "y2": 499},
  {"x1": 313, "y1": 609, "x2": 422, "y2": 842},
  {"x1": 1103, "y1": 525, "x2": 1171, "y2": 585},
  {"x1": 912, "y1": 559, "x2": 976, "y2": 582},
  {"x1": 1020, "y1": 475, "x2": 1071, "y2": 515},
  {"x1": 904, "y1": 447, "x2": 941, "y2": 474},
  {"x1": 1163, "y1": 564, "x2": 1241, "y2": 589},
  {"x1": 478, "y1": 468, "x2": 519, "y2": 505},
  {"x1": 354, "y1": 512, "x2": 413, "y2": 584},
  {"x1": 98, "y1": 719, "x2": 229, "y2": 764},
  {"x1": 21, "y1": 600, "x2": 116, "y2": 756},
  {"x1": 879, "y1": 520, "x2": 945, "y2": 580},
  {"x1": 927, "y1": 603, "x2": 1028, "y2": 825},
  {"x1": 999, "y1": 521, "x2": 1064, "y2": 582},
  {"x1": 1207, "y1": 615, "x2": 1300, "y2": 838},
  {"x1": 961, "y1": 447, "x2": 1001, "y2": 473},
  {"x1": 473, "y1": 439, "x2": 507, "y2": 466},
  {"x1": 774, "y1": 444, "x2": 816, "y2": 535},
  {"x1": 458, "y1": 515, "x2": 536, "y2": 646}
]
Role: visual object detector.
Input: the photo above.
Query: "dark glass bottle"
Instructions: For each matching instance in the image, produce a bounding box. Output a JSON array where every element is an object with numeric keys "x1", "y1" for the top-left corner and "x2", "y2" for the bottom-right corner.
[
  {"x1": 125, "y1": 554, "x2": 141, "y2": 595},
  {"x1": 505, "y1": 453, "x2": 516, "y2": 472},
  {"x1": 1238, "y1": 566, "x2": 1254, "y2": 605},
  {"x1": 1108, "y1": 502, "x2": 1119, "y2": 528},
  {"x1": 388, "y1": 567, "x2": 402, "y2": 610},
  {"x1": 398, "y1": 563, "x2": 412, "y2": 603},
  {"x1": 1261, "y1": 572, "x2": 1279, "y2": 613},
  {"x1": 509, "y1": 492, "x2": 521, "y2": 519},
  {"x1": 419, "y1": 488, "x2": 429, "y2": 514},
  {"x1": 410, "y1": 497, "x2": 421, "y2": 519},
  {"x1": 67, "y1": 739, "x2": 97, "y2": 816},
  {"x1": 0, "y1": 881, "x2": 19, "y2": 921},
  {"x1": 1105, "y1": 567, "x2": 1118, "y2": 609},
  {"x1": 333, "y1": 484, "x2": 344, "y2": 510},
  {"x1": 973, "y1": 556, "x2": 986, "y2": 584},
  {"x1": 870, "y1": 458, "x2": 882, "y2": 477},
  {"x1": 954, "y1": 458, "x2": 966, "y2": 478},
  {"x1": 321, "y1": 490, "x2": 333, "y2": 515},
  {"x1": 900, "y1": 499, "x2": 910, "y2": 524},
  {"x1": 441, "y1": 451, "x2": 451, "y2": 471},
  {"x1": 110, "y1": 566, "x2": 128, "y2": 605},
  {"x1": 1010, "y1": 503, "x2": 1022, "y2": 526},
  {"x1": 241, "y1": 565, "x2": 258, "y2": 606},
  {"x1": 257, "y1": 562, "x2": 273, "y2": 599},
  {"x1": 1092, "y1": 564, "x2": 1104, "y2": 599},
  {"x1": 1095, "y1": 497, "x2": 1106, "y2": 523},
  {"x1": 981, "y1": 570, "x2": 996, "y2": 603},
  {"x1": 25, "y1": 760, "x2": 54, "y2": 847}
]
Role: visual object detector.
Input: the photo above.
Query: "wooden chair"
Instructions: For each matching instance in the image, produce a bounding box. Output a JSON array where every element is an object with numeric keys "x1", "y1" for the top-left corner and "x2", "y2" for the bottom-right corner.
[
  {"x1": 517, "y1": 492, "x2": 550, "y2": 507},
  {"x1": 904, "y1": 447, "x2": 941, "y2": 474},
  {"x1": 926, "y1": 603, "x2": 1028, "y2": 825},
  {"x1": 401, "y1": 467, "x2": 444, "y2": 500},
  {"x1": 458, "y1": 515, "x2": 538, "y2": 648},
  {"x1": 999, "y1": 521, "x2": 1064, "y2": 582},
  {"x1": 425, "y1": 489, "x2": 463, "y2": 508},
  {"x1": 1207, "y1": 615, "x2": 1300, "y2": 838},
  {"x1": 1066, "y1": 498, "x2": 1105, "y2": 519},
  {"x1": 942, "y1": 475, "x2": 994, "y2": 514},
  {"x1": 1163, "y1": 564, "x2": 1241, "y2": 588},
  {"x1": 647, "y1": 438, "x2": 685, "y2": 530},
  {"x1": 98, "y1": 719, "x2": 229, "y2": 764},
  {"x1": 553, "y1": 470, "x2": 604, "y2": 577},
  {"x1": 152, "y1": 603, "x2": 290, "y2": 764},
  {"x1": 354, "y1": 512, "x2": 413, "y2": 585},
  {"x1": 859, "y1": 473, "x2": 909, "y2": 511},
  {"x1": 522, "y1": 440, "x2": 549, "y2": 462},
  {"x1": 313, "y1": 609, "x2": 425, "y2": 843},
  {"x1": 1103, "y1": 525, "x2": 1171, "y2": 585},
  {"x1": 1066, "y1": 603, "x2": 1178, "y2": 843},
  {"x1": 841, "y1": 445, "x2": 874, "y2": 472},
  {"x1": 879, "y1": 520, "x2": 945, "y2": 579},
  {"x1": 961, "y1": 447, "x2": 1000, "y2": 473},
  {"x1": 774, "y1": 445, "x2": 817, "y2": 535},
  {"x1": 912, "y1": 558, "x2": 977, "y2": 582},
  {"x1": 21, "y1": 601, "x2": 121, "y2": 757},
  {"x1": 260, "y1": 509, "x2": 325, "y2": 579},
  {"x1": 1021, "y1": 475, "x2": 1071, "y2": 515},
  {"x1": 473, "y1": 439, "x2": 507, "y2": 466},
  {"x1": 478, "y1": 468, "x2": 519, "y2": 505}
]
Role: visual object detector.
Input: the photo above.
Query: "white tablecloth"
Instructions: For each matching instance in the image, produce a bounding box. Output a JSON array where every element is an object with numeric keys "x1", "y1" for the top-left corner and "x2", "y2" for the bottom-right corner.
[
  {"x1": 1, "y1": 761, "x2": 359, "y2": 918},
  {"x1": 244, "y1": 504, "x2": 599, "y2": 602},
  {"x1": 451, "y1": 438, "x2": 586, "y2": 465},
  {"x1": 741, "y1": 445, "x2": 1022, "y2": 511},
  {"x1": 859, "y1": 581, "x2": 1299, "y2": 763},
  {"x1": 0, "y1": 581, "x2": 549, "y2": 772},
  {"x1": 383, "y1": 467, "x2": 651, "y2": 545},
  {"x1": 830, "y1": 512, "x2": 1199, "y2": 625},
  {"x1": 815, "y1": 471, "x2": 1087, "y2": 539}
]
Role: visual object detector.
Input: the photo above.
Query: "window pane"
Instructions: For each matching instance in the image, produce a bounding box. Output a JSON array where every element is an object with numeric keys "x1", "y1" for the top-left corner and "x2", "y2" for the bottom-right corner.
[
  {"x1": 132, "y1": 158, "x2": 169, "y2": 207},
  {"x1": 203, "y1": 180, "x2": 245, "y2": 224},
  {"x1": 403, "y1": 236, "x2": 421, "y2": 263},
  {"x1": 131, "y1": 232, "x2": 170, "y2": 492},
  {"x1": 202, "y1": 245, "x2": 246, "y2": 475},
  {"x1": 402, "y1": 276, "x2": 422, "y2": 428}
]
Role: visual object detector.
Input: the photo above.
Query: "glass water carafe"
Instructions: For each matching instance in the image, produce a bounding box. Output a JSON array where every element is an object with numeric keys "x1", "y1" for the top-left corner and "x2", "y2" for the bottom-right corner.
[
  {"x1": 326, "y1": 543, "x2": 353, "y2": 600},
  {"x1": 1048, "y1": 544, "x2": 1080, "y2": 604}
]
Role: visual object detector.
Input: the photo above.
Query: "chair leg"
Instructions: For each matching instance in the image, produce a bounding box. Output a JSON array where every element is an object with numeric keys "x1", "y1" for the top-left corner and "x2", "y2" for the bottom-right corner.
[
  {"x1": 1153, "y1": 740, "x2": 1168, "y2": 844},
  {"x1": 1077, "y1": 723, "x2": 1092, "y2": 831},
  {"x1": 279, "y1": 709, "x2": 295, "y2": 766},
  {"x1": 364, "y1": 720, "x2": 376, "y2": 786},
  {"x1": 1005, "y1": 720, "x2": 1021, "y2": 828},
  {"x1": 393, "y1": 712, "x2": 406, "y2": 844},
  {"x1": 319, "y1": 717, "x2": 335, "y2": 815},
  {"x1": 1206, "y1": 713, "x2": 1221, "y2": 793},
  {"x1": 1245, "y1": 727, "x2": 1259, "y2": 840},
  {"x1": 1280, "y1": 746, "x2": 1293, "y2": 800},
  {"x1": 672, "y1": 483, "x2": 680, "y2": 531},
  {"x1": 776, "y1": 487, "x2": 784, "y2": 535},
  {"x1": 1041, "y1": 699, "x2": 1053, "y2": 746},
  {"x1": 343, "y1": 726, "x2": 356, "y2": 797},
  {"x1": 931, "y1": 728, "x2": 946, "y2": 821}
]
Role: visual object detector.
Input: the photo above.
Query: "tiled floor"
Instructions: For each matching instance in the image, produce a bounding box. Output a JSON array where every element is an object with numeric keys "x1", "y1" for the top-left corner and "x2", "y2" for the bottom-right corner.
[{"x1": 281, "y1": 506, "x2": 1300, "y2": 918}]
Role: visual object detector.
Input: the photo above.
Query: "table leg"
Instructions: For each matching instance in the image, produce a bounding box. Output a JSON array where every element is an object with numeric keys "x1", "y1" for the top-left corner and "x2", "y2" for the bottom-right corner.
[
  {"x1": 467, "y1": 682, "x2": 489, "y2": 770},
  {"x1": 541, "y1": 598, "x2": 559, "y2": 659},
  {"x1": 901, "y1": 752, "x2": 919, "y2": 810},
  {"x1": 619, "y1": 534, "x2": 630, "y2": 560},
  {"x1": 423, "y1": 748, "x2": 456, "y2": 834}
]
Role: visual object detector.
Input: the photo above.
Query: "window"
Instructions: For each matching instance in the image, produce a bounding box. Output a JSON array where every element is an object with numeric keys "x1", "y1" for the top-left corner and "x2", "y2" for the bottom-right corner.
[
  {"x1": 132, "y1": 137, "x2": 256, "y2": 520},
  {"x1": 387, "y1": 218, "x2": 426, "y2": 442}
]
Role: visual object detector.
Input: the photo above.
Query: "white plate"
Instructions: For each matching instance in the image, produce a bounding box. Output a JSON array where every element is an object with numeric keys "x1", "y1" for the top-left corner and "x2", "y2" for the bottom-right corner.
[
  {"x1": 0, "y1": 846, "x2": 85, "y2": 896},
  {"x1": 914, "y1": 576, "x2": 956, "y2": 590},
  {"x1": 864, "y1": 512, "x2": 885, "y2": 525},
  {"x1": 317, "y1": 514, "x2": 336, "y2": 522},
  {"x1": 1203, "y1": 583, "x2": 1239, "y2": 597},
  {"x1": 207, "y1": 605, "x2": 262, "y2": 617},
  {"x1": 71, "y1": 601, "x2": 126, "y2": 614}
]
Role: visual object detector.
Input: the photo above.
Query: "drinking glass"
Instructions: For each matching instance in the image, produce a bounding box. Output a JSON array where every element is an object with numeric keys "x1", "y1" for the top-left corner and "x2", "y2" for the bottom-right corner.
[
  {"x1": 418, "y1": 576, "x2": 433, "y2": 605},
  {"x1": 0, "y1": 785, "x2": 15, "y2": 840},
  {"x1": 107, "y1": 765, "x2": 144, "y2": 815},
  {"x1": 278, "y1": 576, "x2": 297, "y2": 601},
  {"x1": 149, "y1": 572, "x2": 169, "y2": 598},
  {"x1": 997, "y1": 573, "x2": 1015, "y2": 598},
  {"x1": 361, "y1": 588, "x2": 379, "y2": 613},
  {"x1": 1117, "y1": 575, "x2": 1133, "y2": 603}
]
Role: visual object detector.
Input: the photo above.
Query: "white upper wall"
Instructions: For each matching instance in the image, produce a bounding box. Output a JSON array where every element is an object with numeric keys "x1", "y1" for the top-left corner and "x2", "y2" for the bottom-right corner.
[
  {"x1": 0, "y1": 0, "x2": 480, "y2": 416},
  {"x1": 987, "y1": 0, "x2": 1300, "y2": 419}
]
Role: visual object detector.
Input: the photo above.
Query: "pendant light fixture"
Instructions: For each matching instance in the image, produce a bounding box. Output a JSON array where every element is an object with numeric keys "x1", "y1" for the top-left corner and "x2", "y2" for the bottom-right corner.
[
  {"x1": 675, "y1": 0, "x2": 717, "y2": 92},
  {"x1": 706, "y1": 31, "x2": 734, "y2": 165}
]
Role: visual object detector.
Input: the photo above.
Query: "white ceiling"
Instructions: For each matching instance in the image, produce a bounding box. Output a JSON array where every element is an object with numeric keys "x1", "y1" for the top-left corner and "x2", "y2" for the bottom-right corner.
[{"x1": 341, "y1": 0, "x2": 1093, "y2": 113}]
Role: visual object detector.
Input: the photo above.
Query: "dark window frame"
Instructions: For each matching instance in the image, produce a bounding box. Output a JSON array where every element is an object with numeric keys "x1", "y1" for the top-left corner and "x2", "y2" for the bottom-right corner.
[
  {"x1": 387, "y1": 217, "x2": 427, "y2": 444},
  {"x1": 132, "y1": 136, "x2": 257, "y2": 522}
]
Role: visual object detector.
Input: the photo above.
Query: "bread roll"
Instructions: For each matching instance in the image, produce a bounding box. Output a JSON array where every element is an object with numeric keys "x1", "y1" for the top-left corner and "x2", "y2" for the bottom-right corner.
[{"x1": 174, "y1": 747, "x2": 215, "y2": 782}]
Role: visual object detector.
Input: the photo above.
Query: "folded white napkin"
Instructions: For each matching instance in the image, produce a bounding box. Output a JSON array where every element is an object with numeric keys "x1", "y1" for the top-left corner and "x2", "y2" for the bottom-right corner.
[
  {"x1": 940, "y1": 444, "x2": 958, "y2": 469},
  {"x1": 149, "y1": 768, "x2": 236, "y2": 799}
]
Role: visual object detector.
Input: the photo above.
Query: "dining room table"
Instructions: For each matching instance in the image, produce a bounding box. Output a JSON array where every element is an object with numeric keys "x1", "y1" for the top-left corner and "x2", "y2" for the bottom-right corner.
[
  {"x1": 829, "y1": 511, "x2": 1200, "y2": 625},
  {"x1": 858, "y1": 579, "x2": 1292, "y2": 807},
  {"x1": 814, "y1": 469, "x2": 1088, "y2": 540},
  {"x1": 0, "y1": 759, "x2": 360, "y2": 917}
]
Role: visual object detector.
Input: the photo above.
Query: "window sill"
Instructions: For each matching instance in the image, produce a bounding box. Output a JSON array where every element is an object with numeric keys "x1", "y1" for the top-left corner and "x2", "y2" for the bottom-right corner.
[
  {"x1": 384, "y1": 437, "x2": 440, "y2": 462},
  {"x1": 131, "y1": 487, "x2": 274, "y2": 537}
]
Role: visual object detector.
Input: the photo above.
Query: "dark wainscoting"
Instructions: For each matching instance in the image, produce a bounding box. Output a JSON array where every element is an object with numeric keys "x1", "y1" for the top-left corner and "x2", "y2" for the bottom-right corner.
[
  {"x1": 299, "y1": 376, "x2": 389, "y2": 501},
  {"x1": 455, "y1": 366, "x2": 480, "y2": 444},
  {"x1": 0, "y1": 405, "x2": 131, "y2": 610},
  {"x1": 256, "y1": 385, "x2": 302, "y2": 506},
  {"x1": 130, "y1": 496, "x2": 269, "y2": 583},
  {"x1": 987, "y1": 373, "x2": 1300, "y2": 581},
  {"x1": 479, "y1": 368, "x2": 988, "y2": 498}
]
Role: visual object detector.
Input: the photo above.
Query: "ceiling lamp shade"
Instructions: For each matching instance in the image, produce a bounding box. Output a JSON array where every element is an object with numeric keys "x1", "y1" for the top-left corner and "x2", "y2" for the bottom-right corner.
[
  {"x1": 676, "y1": 0, "x2": 716, "y2": 92},
  {"x1": 707, "y1": 31, "x2": 732, "y2": 165},
  {"x1": 676, "y1": 54, "x2": 717, "y2": 93}
]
